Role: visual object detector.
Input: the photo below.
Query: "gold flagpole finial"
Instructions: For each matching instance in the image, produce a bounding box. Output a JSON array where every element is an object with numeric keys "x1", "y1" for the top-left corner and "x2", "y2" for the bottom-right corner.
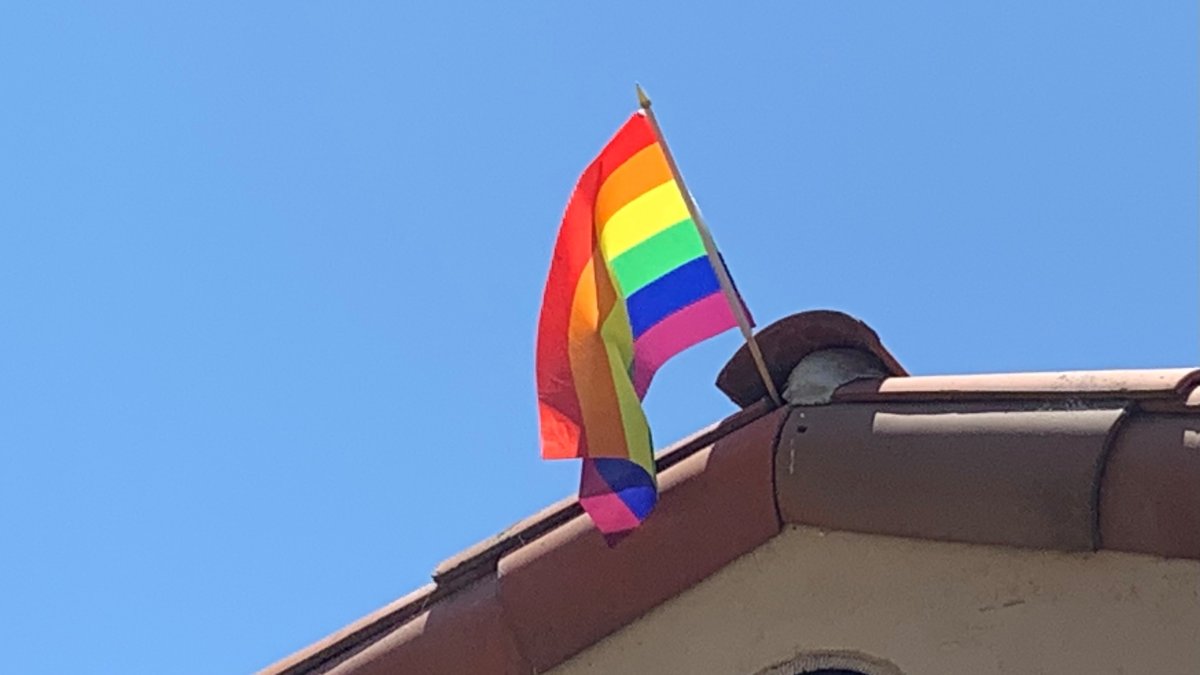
[{"x1": 635, "y1": 83, "x2": 652, "y2": 109}]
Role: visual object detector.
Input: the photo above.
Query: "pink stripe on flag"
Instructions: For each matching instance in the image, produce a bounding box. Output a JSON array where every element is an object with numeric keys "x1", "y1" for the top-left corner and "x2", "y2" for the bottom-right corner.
[
  {"x1": 580, "y1": 492, "x2": 642, "y2": 533},
  {"x1": 631, "y1": 291, "x2": 737, "y2": 397}
]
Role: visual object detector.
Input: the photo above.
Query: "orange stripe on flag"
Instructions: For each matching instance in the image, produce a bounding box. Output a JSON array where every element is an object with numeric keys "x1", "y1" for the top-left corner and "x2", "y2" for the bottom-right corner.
[{"x1": 594, "y1": 143, "x2": 673, "y2": 228}]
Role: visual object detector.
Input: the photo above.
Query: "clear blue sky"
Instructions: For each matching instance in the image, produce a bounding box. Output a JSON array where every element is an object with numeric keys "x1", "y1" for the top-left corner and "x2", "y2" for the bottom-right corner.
[{"x1": 2, "y1": 3, "x2": 1195, "y2": 673}]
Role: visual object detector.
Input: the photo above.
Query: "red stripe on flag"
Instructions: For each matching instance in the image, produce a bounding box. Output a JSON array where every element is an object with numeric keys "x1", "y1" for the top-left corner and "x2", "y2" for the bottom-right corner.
[
  {"x1": 596, "y1": 113, "x2": 656, "y2": 184},
  {"x1": 536, "y1": 113, "x2": 658, "y2": 461},
  {"x1": 536, "y1": 164, "x2": 599, "y2": 459}
]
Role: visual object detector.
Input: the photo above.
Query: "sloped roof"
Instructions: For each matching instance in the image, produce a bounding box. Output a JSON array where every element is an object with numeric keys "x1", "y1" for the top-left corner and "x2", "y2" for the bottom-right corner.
[{"x1": 261, "y1": 311, "x2": 1200, "y2": 675}]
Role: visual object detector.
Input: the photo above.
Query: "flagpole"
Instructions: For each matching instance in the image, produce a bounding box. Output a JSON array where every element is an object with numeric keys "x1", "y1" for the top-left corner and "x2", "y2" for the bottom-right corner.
[{"x1": 636, "y1": 84, "x2": 784, "y2": 407}]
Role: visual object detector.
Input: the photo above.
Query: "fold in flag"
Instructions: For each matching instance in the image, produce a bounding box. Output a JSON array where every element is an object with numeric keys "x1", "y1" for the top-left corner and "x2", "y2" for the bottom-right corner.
[{"x1": 536, "y1": 109, "x2": 747, "y2": 544}]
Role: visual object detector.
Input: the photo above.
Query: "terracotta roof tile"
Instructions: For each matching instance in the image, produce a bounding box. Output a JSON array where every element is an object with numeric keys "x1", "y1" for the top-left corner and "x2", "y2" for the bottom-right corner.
[
  {"x1": 497, "y1": 408, "x2": 786, "y2": 671},
  {"x1": 775, "y1": 402, "x2": 1128, "y2": 550},
  {"x1": 322, "y1": 577, "x2": 528, "y2": 675},
  {"x1": 835, "y1": 368, "x2": 1200, "y2": 402},
  {"x1": 1100, "y1": 414, "x2": 1200, "y2": 560},
  {"x1": 259, "y1": 584, "x2": 435, "y2": 675},
  {"x1": 431, "y1": 495, "x2": 576, "y2": 590},
  {"x1": 429, "y1": 399, "x2": 777, "y2": 592}
]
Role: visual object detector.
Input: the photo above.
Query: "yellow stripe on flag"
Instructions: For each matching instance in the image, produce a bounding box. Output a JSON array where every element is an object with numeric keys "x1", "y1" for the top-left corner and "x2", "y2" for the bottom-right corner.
[
  {"x1": 602, "y1": 306, "x2": 652, "y2": 472},
  {"x1": 594, "y1": 143, "x2": 673, "y2": 226},
  {"x1": 599, "y1": 180, "x2": 689, "y2": 259}
]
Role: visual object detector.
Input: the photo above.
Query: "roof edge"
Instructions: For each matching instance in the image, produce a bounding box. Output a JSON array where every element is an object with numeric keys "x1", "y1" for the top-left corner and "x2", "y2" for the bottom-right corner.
[
  {"x1": 259, "y1": 398, "x2": 777, "y2": 675},
  {"x1": 432, "y1": 399, "x2": 776, "y2": 587},
  {"x1": 260, "y1": 583, "x2": 436, "y2": 675}
]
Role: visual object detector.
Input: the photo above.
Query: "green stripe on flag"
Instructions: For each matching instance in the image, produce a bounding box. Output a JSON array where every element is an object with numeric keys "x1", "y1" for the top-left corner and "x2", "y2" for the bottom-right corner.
[{"x1": 610, "y1": 218, "x2": 707, "y2": 295}]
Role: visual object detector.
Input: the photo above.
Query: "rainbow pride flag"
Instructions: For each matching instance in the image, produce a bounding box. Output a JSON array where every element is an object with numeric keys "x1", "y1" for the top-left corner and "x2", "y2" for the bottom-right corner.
[{"x1": 536, "y1": 109, "x2": 745, "y2": 543}]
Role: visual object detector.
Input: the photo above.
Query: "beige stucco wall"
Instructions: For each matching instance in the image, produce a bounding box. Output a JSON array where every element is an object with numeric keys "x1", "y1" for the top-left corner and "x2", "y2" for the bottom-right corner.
[{"x1": 550, "y1": 526, "x2": 1200, "y2": 675}]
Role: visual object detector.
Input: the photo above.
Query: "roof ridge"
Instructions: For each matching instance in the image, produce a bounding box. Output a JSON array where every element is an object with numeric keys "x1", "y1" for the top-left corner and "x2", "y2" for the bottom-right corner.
[{"x1": 833, "y1": 367, "x2": 1200, "y2": 403}]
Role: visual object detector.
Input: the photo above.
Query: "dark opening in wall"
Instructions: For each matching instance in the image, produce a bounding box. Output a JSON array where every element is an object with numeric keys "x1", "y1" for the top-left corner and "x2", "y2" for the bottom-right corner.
[{"x1": 754, "y1": 651, "x2": 903, "y2": 675}]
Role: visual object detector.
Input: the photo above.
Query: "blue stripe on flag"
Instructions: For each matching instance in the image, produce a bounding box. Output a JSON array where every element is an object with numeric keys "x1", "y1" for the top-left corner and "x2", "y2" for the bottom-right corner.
[{"x1": 625, "y1": 256, "x2": 720, "y2": 338}]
